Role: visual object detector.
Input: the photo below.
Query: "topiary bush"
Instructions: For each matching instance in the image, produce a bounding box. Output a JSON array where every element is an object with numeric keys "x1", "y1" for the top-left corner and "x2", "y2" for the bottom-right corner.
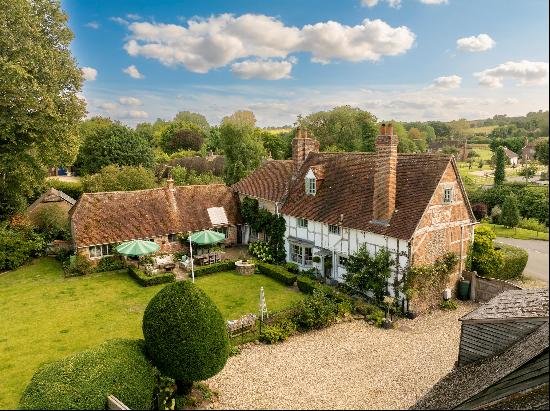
[
  {"x1": 142, "y1": 281, "x2": 229, "y2": 394},
  {"x1": 18, "y1": 339, "x2": 158, "y2": 410},
  {"x1": 256, "y1": 262, "x2": 297, "y2": 286},
  {"x1": 493, "y1": 244, "x2": 528, "y2": 280}
]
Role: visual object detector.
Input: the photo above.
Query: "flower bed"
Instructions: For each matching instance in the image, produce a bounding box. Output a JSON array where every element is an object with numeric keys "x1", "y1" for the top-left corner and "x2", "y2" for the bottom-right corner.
[{"x1": 128, "y1": 265, "x2": 175, "y2": 287}]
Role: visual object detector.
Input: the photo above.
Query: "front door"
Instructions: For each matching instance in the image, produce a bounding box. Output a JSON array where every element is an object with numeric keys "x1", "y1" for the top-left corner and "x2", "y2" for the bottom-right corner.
[
  {"x1": 323, "y1": 255, "x2": 333, "y2": 280},
  {"x1": 237, "y1": 225, "x2": 243, "y2": 244}
]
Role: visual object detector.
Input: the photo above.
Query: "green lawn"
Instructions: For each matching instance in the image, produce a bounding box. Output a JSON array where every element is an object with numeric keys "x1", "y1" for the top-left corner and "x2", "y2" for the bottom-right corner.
[
  {"x1": 0, "y1": 258, "x2": 303, "y2": 409},
  {"x1": 480, "y1": 223, "x2": 549, "y2": 241}
]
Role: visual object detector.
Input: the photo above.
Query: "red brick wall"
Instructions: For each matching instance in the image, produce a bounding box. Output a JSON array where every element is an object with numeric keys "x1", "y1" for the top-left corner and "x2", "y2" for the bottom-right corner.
[
  {"x1": 292, "y1": 137, "x2": 320, "y2": 170},
  {"x1": 372, "y1": 133, "x2": 399, "y2": 222}
]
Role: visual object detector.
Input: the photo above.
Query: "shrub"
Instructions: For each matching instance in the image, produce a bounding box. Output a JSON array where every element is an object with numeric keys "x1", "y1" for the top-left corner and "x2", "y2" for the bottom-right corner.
[
  {"x1": 439, "y1": 299, "x2": 458, "y2": 310},
  {"x1": 292, "y1": 290, "x2": 337, "y2": 330},
  {"x1": 518, "y1": 217, "x2": 549, "y2": 233},
  {"x1": 0, "y1": 225, "x2": 45, "y2": 271},
  {"x1": 94, "y1": 255, "x2": 126, "y2": 272},
  {"x1": 128, "y1": 265, "x2": 175, "y2": 286},
  {"x1": 44, "y1": 178, "x2": 83, "y2": 200},
  {"x1": 193, "y1": 260, "x2": 236, "y2": 277},
  {"x1": 248, "y1": 241, "x2": 274, "y2": 263},
  {"x1": 257, "y1": 262, "x2": 297, "y2": 286},
  {"x1": 28, "y1": 203, "x2": 71, "y2": 241},
  {"x1": 471, "y1": 203, "x2": 488, "y2": 221},
  {"x1": 63, "y1": 255, "x2": 93, "y2": 277},
  {"x1": 470, "y1": 226, "x2": 504, "y2": 278},
  {"x1": 142, "y1": 281, "x2": 229, "y2": 394},
  {"x1": 259, "y1": 319, "x2": 296, "y2": 344},
  {"x1": 501, "y1": 193, "x2": 520, "y2": 228},
  {"x1": 353, "y1": 299, "x2": 384, "y2": 318},
  {"x1": 18, "y1": 339, "x2": 158, "y2": 410},
  {"x1": 297, "y1": 275, "x2": 318, "y2": 294},
  {"x1": 493, "y1": 244, "x2": 528, "y2": 280},
  {"x1": 490, "y1": 205, "x2": 502, "y2": 225},
  {"x1": 284, "y1": 262, "x2": 300, "y2": 274},
  {"x1": 81, "y1": 165, "x2": 157, "y2": 193}
]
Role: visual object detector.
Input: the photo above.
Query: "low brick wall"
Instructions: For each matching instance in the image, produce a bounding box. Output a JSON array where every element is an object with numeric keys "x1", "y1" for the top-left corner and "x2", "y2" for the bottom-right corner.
[{"x1": 463, "y1": 271, "x2": 522, "y2": 303}]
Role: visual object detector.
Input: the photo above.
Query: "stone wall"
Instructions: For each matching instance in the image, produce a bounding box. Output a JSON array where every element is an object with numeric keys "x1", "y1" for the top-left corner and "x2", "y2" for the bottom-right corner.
[{"x1": 463, "y1": 271, "x2": 522, "y2": 303}]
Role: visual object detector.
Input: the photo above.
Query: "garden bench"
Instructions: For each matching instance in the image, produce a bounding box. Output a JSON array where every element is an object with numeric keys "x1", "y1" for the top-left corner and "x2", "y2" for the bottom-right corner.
[{"x1": 227, "y1": 313, "x2": 257, "y2": 338}]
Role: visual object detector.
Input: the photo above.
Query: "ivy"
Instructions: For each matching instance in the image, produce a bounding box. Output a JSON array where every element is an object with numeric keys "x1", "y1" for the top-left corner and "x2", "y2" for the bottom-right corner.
[{"x1": 241, "y1": 197, "x2": 286, "y2": 263}]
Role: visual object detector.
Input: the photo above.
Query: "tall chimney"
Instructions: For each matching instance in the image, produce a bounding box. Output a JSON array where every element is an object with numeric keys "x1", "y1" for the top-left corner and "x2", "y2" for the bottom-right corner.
[
  {"x1": 292, "y1": 127, "x2": 319, "y2": 170},
  {"x1": 371, "y1": 123, "x2": 399, "y2": 224}
]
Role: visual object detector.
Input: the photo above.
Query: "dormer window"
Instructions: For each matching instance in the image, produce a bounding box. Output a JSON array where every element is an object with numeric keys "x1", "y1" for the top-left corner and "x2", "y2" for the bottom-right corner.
[
  {"x1": 443, "y1": 187, "x2": 454, "y2": 204},
  {"x1": 305, "y1": 169, "x2": 316, "y2": 195}
]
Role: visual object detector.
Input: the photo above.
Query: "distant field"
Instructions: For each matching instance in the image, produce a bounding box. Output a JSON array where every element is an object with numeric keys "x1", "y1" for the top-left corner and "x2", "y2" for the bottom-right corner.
[
  {"x1": 464, "y1": 126, "x2": 497, "y2": 136},
  {"x1": 264, "y1": 128, "x2": 292, "y2": 134}
]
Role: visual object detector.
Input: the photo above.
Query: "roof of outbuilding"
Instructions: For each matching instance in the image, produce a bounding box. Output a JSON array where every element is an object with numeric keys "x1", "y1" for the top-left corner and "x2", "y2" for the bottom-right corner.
[
  {"x1": 231, "y1": 160, "x2": 294, "y2": 203},
  {"x1": 503, "y1": 147, "x2": 519, "y2": 158},
  {"x1": 27, "y1": 188, "x2": 76, "y2": 212},
  {"x1": 460, "y1": 288, "x2": 549, "y2": 322},
  {"x1": 70, "y1": 184, "x2": 241, "y2": 247},
  {"x1": 279, "y1": 152, "x2": 467, "y2": 240},
  {"x1": 413, "y1": 322, "x2": 549, "y2": 410}
]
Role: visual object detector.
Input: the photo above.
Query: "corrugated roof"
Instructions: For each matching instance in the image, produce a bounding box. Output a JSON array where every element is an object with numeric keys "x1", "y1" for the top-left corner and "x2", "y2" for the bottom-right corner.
[
  {"x1": 461, "y1": 289, "x2": 549, "y2": 322},
  {"x1": 71, "y1": 184, "x2": 241, "y2": 247}
]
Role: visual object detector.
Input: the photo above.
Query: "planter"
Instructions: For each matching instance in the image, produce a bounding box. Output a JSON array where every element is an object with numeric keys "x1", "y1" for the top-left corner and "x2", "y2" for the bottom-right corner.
[
  {"x1": 235, "y1": 260, "x2": 255, "y2": 276},
  {"x1": 381, "y1": 318, "x2": 393, "y2": 329},
  {"x1": 405, "y1": 311, "x2": 417, "y2": 320},
  {"x1": 457, "y1": 280, "x2": 471, "y2": 300}
]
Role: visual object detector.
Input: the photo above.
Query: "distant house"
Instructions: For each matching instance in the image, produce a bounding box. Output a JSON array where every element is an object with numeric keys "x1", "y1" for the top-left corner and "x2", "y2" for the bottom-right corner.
[
  {"x1": 414, "y1": 288, "x2": 549, "y2": 410},
  {"x1": 70, "y1": 180, "x2": 242, "y2": 260},
  {"x1": 503, "y1": 146, "x2": 519, "y2": 166},
  {"x1": 522, "y1": 137, "x2": 548, "y2": 163},
  {"x1": 27, "y1": 187, "x2": 76, "y2": 220},
  {"x1": 233, "y1": 125, "x2": 476, "y2": 305},
  {"x1": 428, "y1": 140, "x2": 468, "y2": 161}
]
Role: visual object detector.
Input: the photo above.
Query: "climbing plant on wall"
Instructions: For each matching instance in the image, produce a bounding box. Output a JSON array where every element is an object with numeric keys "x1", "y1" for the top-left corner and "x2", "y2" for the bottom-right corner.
[{"x1": 241, "y1": 197, "x2": 286, "y2": 263}]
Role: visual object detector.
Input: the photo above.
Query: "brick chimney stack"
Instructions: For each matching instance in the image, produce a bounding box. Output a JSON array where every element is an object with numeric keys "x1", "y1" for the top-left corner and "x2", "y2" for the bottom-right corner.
[
  {"x1": 372, "y1": 123, "x2": 399, "y2": 224},
  {"x1": 292, "y1": 127, "x2": 319, "y2": 170}
]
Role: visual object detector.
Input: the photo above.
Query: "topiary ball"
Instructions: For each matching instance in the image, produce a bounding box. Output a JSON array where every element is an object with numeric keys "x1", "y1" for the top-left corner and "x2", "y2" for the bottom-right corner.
[
  {"x1": 18, "y1": 339, "x2": 158, "y2": 410},
  {"x1": 142, "y1": 281, "x2": 229, "y2": 386}
]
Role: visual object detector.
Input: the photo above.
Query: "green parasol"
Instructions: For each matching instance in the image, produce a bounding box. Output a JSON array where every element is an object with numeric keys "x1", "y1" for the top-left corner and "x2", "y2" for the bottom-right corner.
[
  {"x1": 115, "y1": 239, "x2": 160, "y2": 257},
  {"x1": 188, "y1": 230, "x2": 226, "y2": 245}
]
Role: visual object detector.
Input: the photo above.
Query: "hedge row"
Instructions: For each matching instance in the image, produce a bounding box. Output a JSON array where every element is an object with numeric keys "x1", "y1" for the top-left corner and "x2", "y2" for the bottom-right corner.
[
  {"x1": 494, "y1": 244, "x2": 529, "y2": 280},
  {"x1": 256, "y1": 262, "x2": 297, "y2": 286},
  {"x1": 297, "y1": 275, "x2": 319, "y2": 294},
  {"x1": 128, "y1": 265, "x2": 175, "y2": 287},
  {"x1": 193, "y1": 260, "x2": 236, "y2": 277}
]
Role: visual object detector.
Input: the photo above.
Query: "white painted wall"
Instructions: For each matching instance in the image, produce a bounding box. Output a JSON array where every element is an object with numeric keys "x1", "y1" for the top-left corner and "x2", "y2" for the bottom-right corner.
[{"x1": 284, "y1": 214, "x2": 410, "y2": 298}]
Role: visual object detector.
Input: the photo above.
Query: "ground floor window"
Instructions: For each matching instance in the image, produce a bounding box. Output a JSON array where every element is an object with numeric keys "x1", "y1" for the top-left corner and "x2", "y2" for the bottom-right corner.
[
  {"x1": 338, "y1": 255, "x2": 348, "y2": 267},
  {"x1": 168, "y1": 233, "x2": 178, "y2": 242},
  {"x1": 213, "y1": 226, "x2": 228, "y2": 238},
  {"x1": 290, "y1": 244, "x2": 313, "y2": 266},
  {"x1": 88, "y1": 243, "x2": 114, "y2": 258}
]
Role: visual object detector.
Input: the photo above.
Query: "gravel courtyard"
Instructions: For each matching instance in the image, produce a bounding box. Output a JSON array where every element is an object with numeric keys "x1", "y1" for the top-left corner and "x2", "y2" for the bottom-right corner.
[{"x1": 208, "y1": 302, "x2": 477, "y2": 410}]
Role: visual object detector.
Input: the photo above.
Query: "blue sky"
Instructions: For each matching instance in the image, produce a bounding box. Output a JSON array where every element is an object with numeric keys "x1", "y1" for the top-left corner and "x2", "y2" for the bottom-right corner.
[{"x1": 64, "y1": 0, "x2": 549, "y2": 127}]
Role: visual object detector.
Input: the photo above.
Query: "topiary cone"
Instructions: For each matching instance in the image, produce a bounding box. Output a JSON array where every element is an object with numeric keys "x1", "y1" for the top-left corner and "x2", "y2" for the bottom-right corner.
[{"x1": 142, "y1": 281, "x2": 229, "y2": 394}]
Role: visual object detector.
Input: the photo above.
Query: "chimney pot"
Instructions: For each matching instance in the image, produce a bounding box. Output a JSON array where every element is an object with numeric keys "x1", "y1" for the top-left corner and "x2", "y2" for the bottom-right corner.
[
  {"x1": 386, "y1": 123, "x2": 393, "y2": 136},
  {"x1": 167, "y1": 177, "x2": 175, "y2": 191},
  {"x1": 380, "y1": 123, "x2": 386, "y2": 136}
]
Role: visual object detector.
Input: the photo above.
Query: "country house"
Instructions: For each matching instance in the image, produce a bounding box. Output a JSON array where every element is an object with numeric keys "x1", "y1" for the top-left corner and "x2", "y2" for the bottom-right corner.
[{"x1": 233, "y1": 124, "x2": 476, "y2": 296}]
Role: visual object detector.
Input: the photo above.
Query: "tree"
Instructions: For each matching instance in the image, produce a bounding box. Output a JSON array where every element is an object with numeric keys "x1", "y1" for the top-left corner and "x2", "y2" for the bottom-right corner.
[
  {"x1": 159, "y1": 121, "x2": 206, "y2": 154},
  {"x1": 517, "y1": 162, "x2": 538, "y2": 183},
  {"x1": 219, "y1": 121, "x2": 266, "y2": 184},
  {"x1": 142, "y1": 281, "x2": 229, "y2": 395},
  {"x1": 173, "y1": 111, "x2": 210, "y2": 131},
  {"x1": 171, "y1": 166, "x2": 223, "y2": 186},
  {"x1": 426, "y1": 121, "x2": 451, "y2": 140},
  {"x1": 408, "y1": 127, "x2": 428, "y2": 152},
  {"x1": 297, "y1": 106, "x2": 378, "y2": 152},
  {"x1": 222, "y1": 110, "x2": 256, "y2": 127},
  {"x1": 76, "y1": 121, "x2": 154, "y2": 174},
  {"x1": 470, "y1": 225, "x2": 503, "y2": 278},
  {"x1": 29, "y1": 203, "x2": 70, "y2": 241},
  {"x1": 500, "y1": 193, "x2": 520, "y2": 228},
  {"x1": 81, "y1": 165, "x2": 157, "y2": 192},
  {"x1": 0, "y1": 0, "x2": 86, "y2": 218},
  {"x1": 259, "y1": 129, "x2": 293, "y2": 159},
  {"x1": 442, "y1": 146, "x2": 460, "y2": 156},
  {"x1": 494, "y1": 146, "x2": 506, "y2": 186},
  {"x1": 535, "y1": 139, "x2": 549, "y2": 166},
  {"x1": 343, "y1": 245, "x2": 394, "y2": 303},
  {"x1": 489, "y1": 136, "x2": 524, "y2": 154}
]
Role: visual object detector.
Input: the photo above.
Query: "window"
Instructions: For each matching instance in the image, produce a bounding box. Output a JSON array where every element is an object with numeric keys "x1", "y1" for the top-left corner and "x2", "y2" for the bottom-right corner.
[
  {"x1": 290, "y1": 244, "x2": 313, "y2": 266},
  {"x1": 88, "y1": 243, "x2": 113, "y2": 258},
  {"x1": 290, "y1": 244, "x2": 303, "y2": 264},
  {"x1": 214, "y1": 226, "x2": 228, "y2": 238},
  {"x1": 297, "y1": 218, "x2": 308, "y2": 228},
  {"x1": 168, "y1": 233, "x2": 178, "y2": 242},
  {"x1": 304, "y1": 247, "x2": 313, "y2": 266},
  {"x1": 443, "y1": 187, "x2": 454, "y2": 204},
  {"x1": 305, "y1": 177, "x2": 316, "y2": 195},
  {"x1": 328, "y1": 224, "x2": 341, "y2": 235},
  {"x1": 338, "y1": 255, "x2": 348, "y2": 267}
]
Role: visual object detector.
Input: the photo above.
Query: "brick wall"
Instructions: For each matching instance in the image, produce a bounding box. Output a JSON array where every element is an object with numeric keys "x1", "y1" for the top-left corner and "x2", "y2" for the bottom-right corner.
[
  {"x1": 372, "y1": 130, "x2": 399, "y2": 222},
  {"x1": 292, "y1": 131, "x2": 320, "y2": 170}
]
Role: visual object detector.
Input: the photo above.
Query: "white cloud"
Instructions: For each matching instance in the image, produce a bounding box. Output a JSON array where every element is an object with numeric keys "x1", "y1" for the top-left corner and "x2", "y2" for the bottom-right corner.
[
  {"x1": 429, "y1": 75, "x2": 462, "y2": 89},
  {"x1": 419, "y1": 0, "x2": 448, "y2": 4},
  {"x1": 231, "y1": 58, "x2": 294, "y2": 80},
  {"x1": 81, "y1": 66, "x2": 97, "y2": 81},
  {"x1": 122, "y1": 65, "x2": 145, "y2": 79},
  {"x1": 504, "y1": 97, "x2": 519, "y2": 104},
  {"x1": 123, "y1": 14, "x2": 415, "y2": 76},
  {"x1": 85, "y1": 21, "x2": 99, "y2": 29},
  {"x1": 118, "y1": 97, "x2": 143, "y2": 106},
  {"x1": 475, "y1": 60, "x2": 549, "y2": 88},
  {"x1": 110, "y1": 17, "x2": 129, "y2": 25},
  {"x1": 457, "y1": 33, "x2": 495, "y2": 52},
  {"x1": 362, "y1": 0, "x2": 446, "y2": 7},
  {"x1": 126, "y1": 14, "x2": 141, "y2": 20},
  {"x1": 361, "y1": 0, "x2": 379, "y2": 6},
  {"x1": 97, "y1": 102, "x2": 118, "y2": 111},
  {"x1": 121, "y1": 110, "x2": 148, "y2": 119}
]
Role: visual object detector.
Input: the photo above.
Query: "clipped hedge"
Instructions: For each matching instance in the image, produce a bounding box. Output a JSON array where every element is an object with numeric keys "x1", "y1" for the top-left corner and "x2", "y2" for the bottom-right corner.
[
  {"x1": 256, "y1": 262, "x2": 297, "y2": 286},
  {"x1": 18, "y1": 339, "x2": 158, "y2": 410},
  {"x1": 493, "y1": 244, "x2": 529, "y2": 280},
  {"x1": 128, "y1": 265, "x2": 175, "y2": 287},
  {"x1": 95, "y1": 255, "x2": 126, "y2": 272},
  {"x1": 193, "y1": 260, "x2": 236, "y2": 277},
  {"x1": 297, "y1": 275, "x2": 318, "y2": 294}
]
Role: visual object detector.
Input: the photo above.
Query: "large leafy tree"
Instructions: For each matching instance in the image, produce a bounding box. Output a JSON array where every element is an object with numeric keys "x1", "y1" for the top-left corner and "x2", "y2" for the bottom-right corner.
[
  {"x1": 173, "y1": 111, "x2": 210, "y2": 131},
  {"x1": 500, "y1": 193, "x2": 520, "y2": 228},
  {"x1": 159, "y1": 121, "x2": 206, "y2": 154},
  {"x1": 0, "y1": 0, "x2": 86, "y2": 218},
  {"x1": 76, "y1": 121, "x2": 154, "y2": 174},
  {"x1": 81, "y1": 165, "x2": 157, "y2": 192},
  {"x1": 535, "y1": 139, "x2": 549, "y2": 166}
]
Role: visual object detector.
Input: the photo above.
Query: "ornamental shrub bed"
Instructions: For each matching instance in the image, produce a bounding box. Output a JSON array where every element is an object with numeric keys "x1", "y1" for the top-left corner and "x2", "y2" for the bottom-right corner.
[
  {"x1": 193, "y1": 260, "x2": 236, "y2": 277},
  {"x1": 94, "y1": 255, "x2": 126, "y2": 272},
  {"x1": 259, "y1": 319, "x2": 297, "y2": 344},
  {"x1": 493, "y1": 244, "x2": 528, "y2": 280},
  {"x1": 256, "y1": 262, "x2": 297, "y2": 286},
  {"x1": 128, "y1": 265, "x2": 175, "y2": 286},
  {"x1": 18, "y1": 339, "x2": 158, "y2": 410}
]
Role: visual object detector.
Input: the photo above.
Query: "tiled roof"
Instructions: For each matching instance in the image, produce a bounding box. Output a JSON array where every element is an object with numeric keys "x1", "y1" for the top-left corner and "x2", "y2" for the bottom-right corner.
[
  {"x1": 232, "y1": 160, "x2": 294, "y2": 203},
  {"x1": 280, "y1": 152, "x2": 458, "y2": 240},
  {"x1": 461, "y1": 288, "x2": 549, "y2": 322},
  {"x1": 28, "y1": 188, "x2": 76, "y2": 212},
  {"x1": 413, "y1": 322, "x2": 549, "y2": 410},
  {"x1": 503, "y1": 147, "x2": 519, "y2": 158},
  {"x1": 71, "y1": 184, "x2": 241, "y2": 247}
]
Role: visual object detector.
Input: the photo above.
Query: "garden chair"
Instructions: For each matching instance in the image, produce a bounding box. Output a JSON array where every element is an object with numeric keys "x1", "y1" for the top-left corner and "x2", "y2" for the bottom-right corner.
[
  {"x1": 179, "y1": 255, "x2": 191, "y2": 270},
  {"x1": 208, "y1": 253, "x2": 216, "y2": 265}
]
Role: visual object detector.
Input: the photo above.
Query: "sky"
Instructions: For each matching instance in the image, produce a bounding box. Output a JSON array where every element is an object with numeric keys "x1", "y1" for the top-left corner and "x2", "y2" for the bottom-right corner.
[{"x1": 63, "y1": 0, "x2": 549, "y2": 127}]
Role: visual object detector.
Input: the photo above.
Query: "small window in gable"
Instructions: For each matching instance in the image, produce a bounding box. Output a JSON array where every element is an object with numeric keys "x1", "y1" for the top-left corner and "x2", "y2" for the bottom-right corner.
[
  {"x1": 305, "y1": 177, "x2": 316, "y2": 195},
  {"x1": 443, "y1": 187, "x2": 454, "y2": 204}
]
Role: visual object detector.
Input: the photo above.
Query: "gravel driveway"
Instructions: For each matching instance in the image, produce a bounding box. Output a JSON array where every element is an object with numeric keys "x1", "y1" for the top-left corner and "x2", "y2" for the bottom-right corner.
[{"x1": 208, "y1": 302, "x2": 476, "y2": 410}]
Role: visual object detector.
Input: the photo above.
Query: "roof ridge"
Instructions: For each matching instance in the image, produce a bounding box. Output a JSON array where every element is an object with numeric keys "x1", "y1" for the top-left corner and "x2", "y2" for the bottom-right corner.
[{"x1": 82, "y1": 183, "x2": 230, "y2": 196}]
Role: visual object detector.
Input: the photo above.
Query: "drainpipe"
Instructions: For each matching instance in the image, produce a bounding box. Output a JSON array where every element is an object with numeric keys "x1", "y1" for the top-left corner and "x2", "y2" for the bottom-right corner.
[{"x1": 275, "y1": 201, "x2": 279, "y2": 216}]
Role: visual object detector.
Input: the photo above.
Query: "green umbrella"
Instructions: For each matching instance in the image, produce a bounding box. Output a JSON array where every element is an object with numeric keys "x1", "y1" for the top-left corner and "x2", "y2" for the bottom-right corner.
[
  {"x1": 115, "y1": 239, "x2": 160, "y2": 257},
  {"x1": 188, "y1": 230, "x2": 225, "y2": 245}
]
